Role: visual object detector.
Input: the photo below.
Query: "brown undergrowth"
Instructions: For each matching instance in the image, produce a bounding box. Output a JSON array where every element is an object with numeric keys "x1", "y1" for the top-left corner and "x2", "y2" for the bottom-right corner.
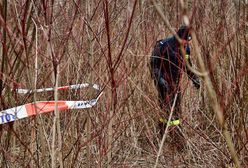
[{"x1": 0, "y1": 0, "x2": 247, "y2": 167}]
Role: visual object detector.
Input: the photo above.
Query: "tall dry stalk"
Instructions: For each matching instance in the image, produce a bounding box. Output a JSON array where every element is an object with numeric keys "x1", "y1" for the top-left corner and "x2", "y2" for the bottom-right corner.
[
  {"x1": 154, "y1": 93, "x2": 178, "y2": 168},
  {"x1": 103, "y1": 1, "x2": 115, "y2": 166}
]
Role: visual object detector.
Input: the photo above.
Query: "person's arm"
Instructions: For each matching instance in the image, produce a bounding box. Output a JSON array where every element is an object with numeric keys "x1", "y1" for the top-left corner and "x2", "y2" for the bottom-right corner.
[
  {"x1": 150, "y1": 41, "x2": 164, "y2": 79},
  {"x1": 184, "y1": 45, "x2": 200, "y2": 89}
]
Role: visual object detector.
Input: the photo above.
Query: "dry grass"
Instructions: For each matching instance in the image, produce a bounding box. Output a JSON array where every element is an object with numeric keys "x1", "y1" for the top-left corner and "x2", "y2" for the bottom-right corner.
[{"x1": 0, "y1": 0, "x2": 248, "y2": 167}]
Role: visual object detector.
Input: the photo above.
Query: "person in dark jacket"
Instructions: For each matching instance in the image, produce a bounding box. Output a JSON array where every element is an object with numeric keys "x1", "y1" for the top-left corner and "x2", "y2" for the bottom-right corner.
[{"x1": 150, "y1": 26, "x2": 200, "y2": 138}]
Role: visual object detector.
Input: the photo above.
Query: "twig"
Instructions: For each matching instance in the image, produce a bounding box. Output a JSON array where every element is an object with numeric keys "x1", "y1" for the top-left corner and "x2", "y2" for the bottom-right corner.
[{"x1": 154, "y1": 93, "x2": 178, "y2": 168}]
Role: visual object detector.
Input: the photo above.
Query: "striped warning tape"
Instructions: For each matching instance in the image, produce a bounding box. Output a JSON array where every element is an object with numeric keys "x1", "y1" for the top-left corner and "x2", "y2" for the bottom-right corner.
[
  {"x1": 0, "y1": 83, "x2": 102, "y2": 124},
  {"x1": 16, "y1": 83, "x2": 100, "y2": 94}
]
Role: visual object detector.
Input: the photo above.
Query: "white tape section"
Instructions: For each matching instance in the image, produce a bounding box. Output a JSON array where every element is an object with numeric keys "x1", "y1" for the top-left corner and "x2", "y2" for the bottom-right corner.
[{"x1": 16, "y1": 83, "x2": 100, "y2": 94}]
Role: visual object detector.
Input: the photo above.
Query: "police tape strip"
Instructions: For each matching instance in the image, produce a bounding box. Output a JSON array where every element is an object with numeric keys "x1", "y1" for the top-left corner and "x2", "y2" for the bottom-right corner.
[
  {"x1": 0, "y1": 83, "x2": 102, "y2": 125},
  {"x1": 16, "y1": 83, "x2": 100, "y2": 94}
]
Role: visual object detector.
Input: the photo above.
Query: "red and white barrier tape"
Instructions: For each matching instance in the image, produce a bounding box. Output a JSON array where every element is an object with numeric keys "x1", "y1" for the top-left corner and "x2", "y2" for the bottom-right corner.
[
  {"x1": 16, "y1": 83, "x2": 100, "y2": 94},
  {"x1": 0, "y1": 83, "x2": 102, "y2": 124}
]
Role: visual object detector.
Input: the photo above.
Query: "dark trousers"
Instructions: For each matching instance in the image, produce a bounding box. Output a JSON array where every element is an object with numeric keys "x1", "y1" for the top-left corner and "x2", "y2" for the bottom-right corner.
[
  {"x1": 154, "y1": 76, "x2": 181, "y2": 119},
  {"x1": 152, "y1": 71, "x2": 186, "y2": 150}
]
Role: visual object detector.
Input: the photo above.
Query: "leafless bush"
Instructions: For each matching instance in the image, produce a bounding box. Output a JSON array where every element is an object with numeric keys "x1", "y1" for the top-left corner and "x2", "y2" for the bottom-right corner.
[{"x1": 0, "y1": 0, "x2": 247, "y2": 167}]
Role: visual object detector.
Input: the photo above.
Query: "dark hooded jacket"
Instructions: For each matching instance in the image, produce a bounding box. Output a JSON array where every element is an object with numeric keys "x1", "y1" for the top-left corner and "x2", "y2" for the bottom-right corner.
[{"x1": 150, "y1": 26, "x2": 199, "y2": 90}]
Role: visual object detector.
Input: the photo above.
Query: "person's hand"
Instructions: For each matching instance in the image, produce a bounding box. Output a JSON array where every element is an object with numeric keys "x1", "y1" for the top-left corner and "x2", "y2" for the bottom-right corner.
[{"x1": 193, "y1": 78, "x2": 200, "y2": 89}]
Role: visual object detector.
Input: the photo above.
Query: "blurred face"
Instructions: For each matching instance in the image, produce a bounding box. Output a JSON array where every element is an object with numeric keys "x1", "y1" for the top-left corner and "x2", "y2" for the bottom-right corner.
[{"x1": 182, "y1": 35, "x2": 191, "y2": 46}]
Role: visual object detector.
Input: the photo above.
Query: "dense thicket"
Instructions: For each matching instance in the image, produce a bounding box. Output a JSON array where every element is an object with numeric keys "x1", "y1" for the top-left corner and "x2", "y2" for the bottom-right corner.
[{"x1": 0, "y1": 0, "x2": 247, "y2": 167}]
